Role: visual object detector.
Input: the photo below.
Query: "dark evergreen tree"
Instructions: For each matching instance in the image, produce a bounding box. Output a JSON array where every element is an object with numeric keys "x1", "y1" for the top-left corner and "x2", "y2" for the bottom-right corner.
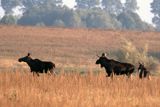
[
  {"x1": 0, "y1": 15, "x2": 17, "y2": 25},
  {"x1": 22, "y1": 0, "x2": 63, "y2": 11},
  {"x1": 102, "y1": 0, "x2": 123, "y2": 15},
  {"x1": 124, "y1": 0, "x2": 139, "y2": 12},
  {"x1": 117, "y1": 11, "x2": 153, "y2": 30},
  {"x1": 85, "y1": 9, "x2": 122, "y2": 28}
]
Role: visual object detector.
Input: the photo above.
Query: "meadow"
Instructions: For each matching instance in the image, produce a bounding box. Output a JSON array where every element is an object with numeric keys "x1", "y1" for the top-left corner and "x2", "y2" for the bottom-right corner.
[
  {"x1": 0, "y1": 71, "x2": 160, "y2": 107},
  {"x1": 0, "y1": 26, "x2": 160, "y2": 107}
]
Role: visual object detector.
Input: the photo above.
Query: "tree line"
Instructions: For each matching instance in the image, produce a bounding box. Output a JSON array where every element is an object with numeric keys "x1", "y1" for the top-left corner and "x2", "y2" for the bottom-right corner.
[{"x1": 0, "y1": 0, "x2": 159, "y2": 31}]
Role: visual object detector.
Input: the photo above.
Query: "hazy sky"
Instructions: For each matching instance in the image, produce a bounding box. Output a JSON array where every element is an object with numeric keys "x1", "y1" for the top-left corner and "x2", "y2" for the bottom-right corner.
[
  {"x1": 137, "y1": 0, "x2": 153, "y2": 24},
  {"x1": 0, "y1": 0, "x2": 154, "y2": 24},
  {"x1": 63, "y1": 0, "x2": 154, "y2": 24}
]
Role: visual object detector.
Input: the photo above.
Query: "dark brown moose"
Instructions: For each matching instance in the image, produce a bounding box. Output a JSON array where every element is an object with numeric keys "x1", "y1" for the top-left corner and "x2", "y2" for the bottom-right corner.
[
  {"x1": 138, "y1": 62, "x2": 151, "y2": 80},
  {"x1": 18, "y1": 53, "x2": 55, "y2": 76},
  {"x1": 96, "y1": 53, "x2": 135, "y2": 78}
]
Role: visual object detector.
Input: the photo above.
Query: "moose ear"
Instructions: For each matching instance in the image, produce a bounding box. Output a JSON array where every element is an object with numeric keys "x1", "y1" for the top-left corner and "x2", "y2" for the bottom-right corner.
[
  {"x1": 27, "y1": 53, "x2": 31, "y2": 56},
  {"x1": 138, "y1": 62, "x2": 141, "y2": 65}
]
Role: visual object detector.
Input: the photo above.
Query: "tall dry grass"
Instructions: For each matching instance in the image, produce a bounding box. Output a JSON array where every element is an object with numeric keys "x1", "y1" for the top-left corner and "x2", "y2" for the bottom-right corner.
[{"x1": 0, "y1": 71, "x2": 160, "y2": 107}]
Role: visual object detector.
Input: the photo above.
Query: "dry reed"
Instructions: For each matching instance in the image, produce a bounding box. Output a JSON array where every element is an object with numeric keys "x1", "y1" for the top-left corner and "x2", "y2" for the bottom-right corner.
[{"x1": 0, "y1": 71, "x2": 160, "y2": 107}]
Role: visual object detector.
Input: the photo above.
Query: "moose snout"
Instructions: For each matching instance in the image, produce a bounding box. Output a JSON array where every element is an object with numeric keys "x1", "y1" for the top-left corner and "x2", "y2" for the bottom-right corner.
[{"x1": 18, "y1": 59, "x2": 22, "y2": 62}]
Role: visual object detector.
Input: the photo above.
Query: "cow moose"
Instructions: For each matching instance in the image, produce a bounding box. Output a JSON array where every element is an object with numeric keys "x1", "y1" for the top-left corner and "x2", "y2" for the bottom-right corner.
[
  {"x1": 96, "y1": 53, "x2": 135, "y2": 78},
  {"x1": 138, "y1": 62, "x2": 151, "y2": 80},
  {"x1": 18, "y1": 53, "x2": 56, "y2": 76}
]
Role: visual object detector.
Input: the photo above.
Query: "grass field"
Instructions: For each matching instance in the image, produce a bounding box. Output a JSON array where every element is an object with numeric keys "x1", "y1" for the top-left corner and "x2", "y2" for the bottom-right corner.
[
  {"x1": 0, "y1": 26, "x2": 160, "y2": 107},
  {"x1": 0, "y1": 72, "x2": 160, "y2": 107}
]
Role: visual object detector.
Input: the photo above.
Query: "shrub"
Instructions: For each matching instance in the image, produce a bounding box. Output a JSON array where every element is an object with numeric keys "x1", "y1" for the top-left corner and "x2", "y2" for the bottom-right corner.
[{"x1": 115, "y1": 38, "x2": 160, "y2": 74}]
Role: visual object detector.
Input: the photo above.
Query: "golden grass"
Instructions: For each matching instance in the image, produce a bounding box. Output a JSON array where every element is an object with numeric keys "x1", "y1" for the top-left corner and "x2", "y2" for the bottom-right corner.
[{"x1": 0, "y1": 71, "x2": 160, "y2": 107}]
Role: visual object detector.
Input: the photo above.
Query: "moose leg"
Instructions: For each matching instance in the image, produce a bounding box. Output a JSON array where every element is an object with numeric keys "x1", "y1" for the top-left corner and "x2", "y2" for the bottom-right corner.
[
  {"x1": 36, "y1": 72, "x2": 39, "y2": 76},
  {"x1": 139, "y1": 70, "x2": 143, "y2": 79},
  {"x1": 125, "y1": 71, "x2": 132, "y2": 80},
  {"x1": 47, "y1": 69, "x2": 54, "y2": 76},
  {"x1": 33, "y1": 71, "x2": 35, "y2": 76},
  {"x1": 144, "y1": 70, "x2": 147, "y2": 78},
  {"x1": 44, "y1": 68, "x2": 48, "y2": 73},
  {"x1": 111, "y1": 70, "x2": 114, "y2": 79},
  {"x1": 44, "y1": 69, "x2": 49, "y2": 75},
  {"x1": 126, "y1": 71, "x2": 130, "y2": 77},
  {"x1": 148, "y1": 73, "x2": 151, "y2": 80},
  {"x1": 107, "y1": 72, "x2": 111, "y2": 77},
  {"x1": 49, "y1": 68, "x2": 56, "y2": 75},
  {"x1": 30, "y1": 70, "x2": 35, "y2": 76},
  {"x1": 106, "y1": 69, "x2": 113, "y2": 79},
  {"x1": 129, "y1": 74, "x2": 133, "y2": 80},
  {"x1": 127, "y1": 72, "x2": 131, "y2": 78},
  {"x1": 127, "y1": 68, "x2": 134, "y2": 79}
]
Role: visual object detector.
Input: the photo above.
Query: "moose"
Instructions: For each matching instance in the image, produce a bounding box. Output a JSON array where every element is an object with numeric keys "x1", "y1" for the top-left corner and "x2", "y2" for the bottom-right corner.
[
  {"x1": 96, "y1": 53, "x2": 135, "y2": 78},
  {"x1": 138, "y1": 62, "x2": 151, "y2": 80},
  {"x1": 18, "y1": 53, "x2": 56, "y2": 76}
]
